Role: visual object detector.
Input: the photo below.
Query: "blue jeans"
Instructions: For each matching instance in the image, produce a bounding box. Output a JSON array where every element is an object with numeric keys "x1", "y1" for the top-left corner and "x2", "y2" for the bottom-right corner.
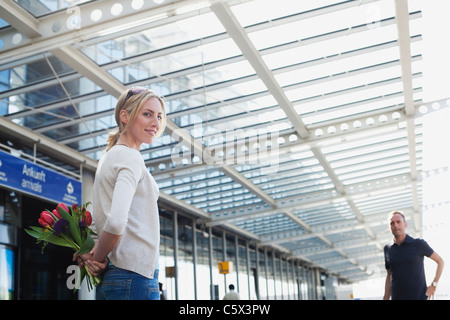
[{"x1": 96, "y1": 265, "x2": 160, "y2": 300}]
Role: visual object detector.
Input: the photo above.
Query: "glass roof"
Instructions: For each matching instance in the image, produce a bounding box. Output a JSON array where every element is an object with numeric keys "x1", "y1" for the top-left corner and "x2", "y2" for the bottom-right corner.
[
  {"x1": 0, "y1": 0, "x2": 444, "y2": 283},
  {"x1": 13, "y1": 0, "x2": 93, "y2": 17}
]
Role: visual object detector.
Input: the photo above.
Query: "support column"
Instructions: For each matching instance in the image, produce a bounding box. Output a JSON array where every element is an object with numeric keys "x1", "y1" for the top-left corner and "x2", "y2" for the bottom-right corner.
[
  {"x1": 78, "y1": 167, "x2": 95, "y2": 300},
  {"x1": 173, "y1": 211, "x2": 179, "y2": 300}
]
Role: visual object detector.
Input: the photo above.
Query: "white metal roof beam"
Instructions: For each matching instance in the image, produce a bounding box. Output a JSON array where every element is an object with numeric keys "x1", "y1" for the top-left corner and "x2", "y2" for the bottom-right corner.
[
  {"x1": 395, "y1": 0, "x2": 415, "y2": 116},
  {"x1": 51, "y1": 46, "x2": 125, "y2": 98},
  {"x1": 0, "y1": 0, "x2": 40, "y2": 38},
  {"x1": 211, "y1": 1, "x2": 309, "y2": 138},
  {"x1": 166, "y1": 121, "x2": 279, "y2": 210},
  {"x1": 295, "y1": 146, "x2": 378, "y2": 250},
  {"x1": 310, "y1": 146, "x2": 345, "y2": 195},
  {"x1": 407, "y1": 118, "x2": 420, "y2": 233},
  {"x1": 281, "y1": 209, "x2": 312, "y2": 234},
  {"x1": 218, "y1": 165, "x2": 277, "y2": 208},
  {"x1": 394, "y1": 0, "x2": 421, "y2": 232}
]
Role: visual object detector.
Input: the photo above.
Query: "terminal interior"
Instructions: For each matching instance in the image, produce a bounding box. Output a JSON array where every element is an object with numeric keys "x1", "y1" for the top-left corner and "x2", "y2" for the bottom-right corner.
[{"x1": 0, "y1": 0, "x2": 449, "y2": 300}]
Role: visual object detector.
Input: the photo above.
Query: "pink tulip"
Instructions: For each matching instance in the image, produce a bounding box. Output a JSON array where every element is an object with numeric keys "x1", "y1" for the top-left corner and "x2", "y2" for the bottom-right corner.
[
  {"x1": 84, "y1": 211, "x2": 92, "y2": 226},
  {"x1": 38, "y1": 211, "x2": 54, "y2": 227},
  {"x1": 52, "y1": 209, "x2": 62, "y2": 219},
  {"x1": 56, "y1": 203, "x2": 69, "y2": 214}
]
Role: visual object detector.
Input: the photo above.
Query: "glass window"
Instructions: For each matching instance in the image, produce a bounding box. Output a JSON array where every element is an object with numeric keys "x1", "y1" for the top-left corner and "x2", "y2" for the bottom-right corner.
[
  {"x1": 159, "y1": 209, "x2": 175, "y2": 300},
  {"x1": 0, "y1": 18, "x2": 9, "y2": 28},
  {"x1": 13, "y1": 0, "x2": 92, "y2": 17},
  {"x1": 287, "y1": 261, "x2": 297, "y2": 300},
  {"x1": 248, "y1": 246, "x2": 258, "y2": 300},
  {"x1": 237, "y1": 241, "x2": 249, "y2": 299},
  {"x1": 0, "y1": 245, "x2": 14, "y2": 300},
  {"x1": 266, "y1": 251, "x2": 275, "y2": 299},
  {"x1": 258, "y1": 248, "x2": 268, "y2": 300},
  {"x1": 211, "y1": 229, "x2": 224, "y2": 300},
  {"x1": 225, "y1": 234, "x2": 237, "y2": 296},
  {"x1": 84, "y1": 12, "x2": 226, "y2": 65},
  {"x1": 0, "y1": 54, "x2": 74, "y2": 92},
  {"x1": 177, "y1": 214, "x2": 194, "y2": 299},
  {"x1": 274, "y1": 254, "x2": 282, "y2": 299},
  {"x1": 280, "y1": 258, "x2": 291, "y2": 299},
  {"x1": 0, "y1": 189, "x2": 20, "y2": 227},
  {"x1": 195, "y1": 225, "x2": 211, "y2": 300},
  {"x1": 299, "y1": 268, "x2": 310, "y2": 300}
]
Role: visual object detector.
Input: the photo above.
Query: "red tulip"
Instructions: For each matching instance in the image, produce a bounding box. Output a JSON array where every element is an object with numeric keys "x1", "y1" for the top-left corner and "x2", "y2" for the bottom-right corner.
[
  {"x1": 84, "y1": 210, "x2": 92, "y2": 226},
  {"x1": 56, "y1": 203, "x2": 69, "y2": 214},
  {"x1": 38, "y1": 211, "x2": 55, "y2": 227},
  {"x1": 52, "y1": 209, "x2": 62, "y2": 220}
]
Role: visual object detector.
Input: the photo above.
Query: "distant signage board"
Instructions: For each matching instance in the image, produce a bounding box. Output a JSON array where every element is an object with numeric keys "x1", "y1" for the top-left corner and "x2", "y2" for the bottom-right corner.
[
  {"x1": 165, "y1": 266, "x2": 175, "y2": 278},
  {"x1": 0, "y1": 149, "x2": 81, "y2": 205},
  {"x1": 218, "y1": 261, "x2": 233, "y2": 274}
]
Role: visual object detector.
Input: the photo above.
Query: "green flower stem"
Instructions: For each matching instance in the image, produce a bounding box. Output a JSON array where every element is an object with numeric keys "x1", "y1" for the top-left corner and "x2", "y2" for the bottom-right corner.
[
  {"x1": 61, "y1": 233, "x2": 80, "y2": 250},
  {"x1": 83, "y1": 265, "x2": 101, "y2": 291}
]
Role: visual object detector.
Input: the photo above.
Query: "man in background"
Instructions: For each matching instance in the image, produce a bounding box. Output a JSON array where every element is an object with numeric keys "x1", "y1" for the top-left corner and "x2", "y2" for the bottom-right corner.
[
  {"x1": 223, "y1": 284, "x2": 240, "y2": 300},
  {"x1": 383, "y1": 211, "x2": 444, "y2": 300}
]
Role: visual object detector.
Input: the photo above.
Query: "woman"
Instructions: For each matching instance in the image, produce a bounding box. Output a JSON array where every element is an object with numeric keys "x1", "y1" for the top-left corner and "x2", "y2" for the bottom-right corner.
[{"x1": 81, "y1": 87, "x2": 166, "y2": 300}]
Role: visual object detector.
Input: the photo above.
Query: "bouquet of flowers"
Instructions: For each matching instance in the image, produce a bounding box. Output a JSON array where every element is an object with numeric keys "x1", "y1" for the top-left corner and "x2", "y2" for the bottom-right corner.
[{"x1": 25, "y1": 202, "x2": 100, "y2": 291}]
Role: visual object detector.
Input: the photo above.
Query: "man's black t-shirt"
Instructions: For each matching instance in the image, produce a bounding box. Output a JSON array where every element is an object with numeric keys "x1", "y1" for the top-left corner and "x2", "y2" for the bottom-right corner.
[{"x1": 384, "y1": 234, "x2": 434, "y2": 300}]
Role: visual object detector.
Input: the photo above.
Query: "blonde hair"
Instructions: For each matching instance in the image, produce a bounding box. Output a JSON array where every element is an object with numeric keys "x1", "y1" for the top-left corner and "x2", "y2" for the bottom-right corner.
[{"x1": 106, "y1": 87, "x2": 167, "y2": 151}]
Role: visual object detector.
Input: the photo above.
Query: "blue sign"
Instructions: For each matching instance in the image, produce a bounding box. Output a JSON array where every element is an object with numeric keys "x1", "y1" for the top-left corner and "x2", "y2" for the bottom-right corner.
[{"x1": 0, "y1": 149, "x2": 81, "y2": 205}]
